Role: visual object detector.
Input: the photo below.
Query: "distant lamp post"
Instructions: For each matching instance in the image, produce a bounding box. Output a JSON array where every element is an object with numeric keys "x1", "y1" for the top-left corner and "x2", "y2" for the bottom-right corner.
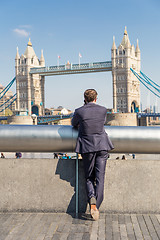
[{"x1": 31, "y1": 114, "x2": 37, "y2": 125}]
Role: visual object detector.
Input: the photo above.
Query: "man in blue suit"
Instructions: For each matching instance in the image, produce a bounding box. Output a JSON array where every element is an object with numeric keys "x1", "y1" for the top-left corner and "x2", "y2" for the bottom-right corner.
[{"x1": 72, "y1": 89, "x2": 114, "y2": 220}]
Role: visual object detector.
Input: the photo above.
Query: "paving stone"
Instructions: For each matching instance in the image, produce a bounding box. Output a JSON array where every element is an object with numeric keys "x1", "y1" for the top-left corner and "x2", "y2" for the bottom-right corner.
[
  {"x1": 131, "y1": 214, "x2": 143, "y2": 240},
  {"x1": 150, "y1": 215, "x2": 160, "y2": 239},
  {"x1": 82, "y1": 232, "x2": 90, "y2": 240},
  {"x1": 3, "y1": 214, "x2": 31, "y2": 240},
  {"x1": 119, "y1": 224, "x2": 128, "y2": 240},
  {"x1": 137, "y1": 215, "x2": 151, "y2": 240},
  {"x1": 44, "y1": 222, "x2": 58, "y2": 238},
  {"x1": 143, "y1": 215, "x2": 159, "y2": 240},
  {"x1": 59, "y1": 233, "x2": 69, "y2": 240},
  {"x1": 98, "y1": 218, "x2": 105, "y2": 240},
  {"x1": 124, "y1": 214, "x2": 136, "y2": 240},
  {"x1": 118, "y1": 214, "x2": 125, "y2": 225},
  {"x1": 62, "y1": 223, "x2": 72, "y2": 233},
  {"x1": 20, "y1": 213, "x2": 45, "y2": 240},
  {"x1": 156, "y1": 214, "x2": 160, "y2": 224},
  {"x1": 112, "y1": 215, "x2": 120, "y2": 240},
  {"x1": 51, "y1": 232, "x2": 61, "y2": 240},
  {"x1": 90, "y1": 221, "x2": 98, "y2": 240},
  {"x1": 105, "y1": 214, "x2": 113, "y2": 240},
  {"x1": 0, "y1": 213, "x2": 26, "y2": 240}
]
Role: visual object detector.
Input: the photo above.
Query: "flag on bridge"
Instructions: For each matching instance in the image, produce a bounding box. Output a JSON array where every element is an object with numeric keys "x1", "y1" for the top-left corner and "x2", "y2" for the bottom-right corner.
[
  {"x1": 57, "y1": 55, "x2": 61, "y2": 66},
  {"x1": 79, "y1": 53, "x2": 82, "y2": 66}
]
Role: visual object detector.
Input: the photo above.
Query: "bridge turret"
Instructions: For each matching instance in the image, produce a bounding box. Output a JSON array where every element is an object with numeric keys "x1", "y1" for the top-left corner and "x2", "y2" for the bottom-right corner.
[
  {"x1": 111, "y1": 36, "x2": 117, "y2": 112},
  {"x1": 111, "y1": 36, "x2": 117, "y2": 68},
  {"x1": 135, "y1": 39, "x2": 141, "y2": 71},
  {"x1": 40, "y1": 49, "x2": 45, "y2": 66},
  {"x1": 15, "y1": 47, "x2": 20, "y2": 60},
  {"x1": 15, "y1": 47, "x2": 20, "y2": 74}
]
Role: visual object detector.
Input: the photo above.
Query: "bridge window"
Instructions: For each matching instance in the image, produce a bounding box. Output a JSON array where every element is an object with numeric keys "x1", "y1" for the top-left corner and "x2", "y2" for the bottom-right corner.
[{"x1": 20, "y1": 102, "x2": 25, "y2": 108}]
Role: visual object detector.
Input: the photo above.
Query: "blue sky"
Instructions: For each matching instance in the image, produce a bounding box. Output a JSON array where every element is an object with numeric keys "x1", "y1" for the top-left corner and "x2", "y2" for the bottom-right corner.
[{"x1": 0, "y1": 0, "x2": 160, "y2": 111}]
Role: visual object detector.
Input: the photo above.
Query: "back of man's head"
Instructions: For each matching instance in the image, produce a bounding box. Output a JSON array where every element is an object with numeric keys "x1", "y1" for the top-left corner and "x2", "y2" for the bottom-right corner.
[{"x1": 84, "y1": 89, "x2": 98, "y2": 103}]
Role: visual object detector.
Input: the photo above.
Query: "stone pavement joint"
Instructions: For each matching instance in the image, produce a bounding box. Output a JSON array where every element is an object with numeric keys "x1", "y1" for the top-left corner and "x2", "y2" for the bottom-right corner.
[{"x1": 0, "y1": 213, "x2": 160, "y2": 240}]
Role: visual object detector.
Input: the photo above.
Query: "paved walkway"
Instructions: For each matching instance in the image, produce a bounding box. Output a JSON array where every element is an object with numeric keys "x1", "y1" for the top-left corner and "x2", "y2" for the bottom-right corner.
[{"x1": 0, "y1": 213, "x2": 160, "y2": 240}]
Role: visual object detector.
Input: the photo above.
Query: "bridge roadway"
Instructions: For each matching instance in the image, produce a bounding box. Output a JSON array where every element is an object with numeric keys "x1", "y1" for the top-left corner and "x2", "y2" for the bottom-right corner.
[
  {"x1": 30, "y1": 61, "x2": 112, "y2": 76},
  {"x1": 0, "y1": 212, "x2": 160, "y2": 239},
  {"x1": 1, "y1": 112, "x2": 160, "y2": 125}
]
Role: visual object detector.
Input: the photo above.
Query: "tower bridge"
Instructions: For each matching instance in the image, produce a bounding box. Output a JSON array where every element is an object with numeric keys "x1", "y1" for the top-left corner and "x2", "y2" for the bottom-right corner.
[{"x1": 15, "y1": 27, "x2": 141, "y2": 116}]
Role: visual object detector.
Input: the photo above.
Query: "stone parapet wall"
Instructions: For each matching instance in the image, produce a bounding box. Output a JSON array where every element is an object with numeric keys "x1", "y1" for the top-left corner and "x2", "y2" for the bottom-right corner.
[
  {"x1": 0, "y1": 158, "x2": 160, "y2": 213},
  {"x1": 106, "y1": 113, "x2": 138, "y2": 126},
  {"x1": 7, "y1": 116, "x2": 34, "y2": 125}
]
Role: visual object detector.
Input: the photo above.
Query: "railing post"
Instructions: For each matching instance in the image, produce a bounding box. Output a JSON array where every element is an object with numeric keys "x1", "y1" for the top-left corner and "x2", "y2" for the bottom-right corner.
[{"x1": 75, "y1": 153, "x2": 79, "y2": 218}]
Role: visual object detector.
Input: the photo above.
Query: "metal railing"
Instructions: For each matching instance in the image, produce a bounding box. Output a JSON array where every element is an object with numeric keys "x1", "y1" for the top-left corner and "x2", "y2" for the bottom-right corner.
[
  {"x1": 37, "y1": 114, "x2": 73, "y2": 124},
  {"x1": 0, "y1": 125, "x2": 160, "y2": 153}
]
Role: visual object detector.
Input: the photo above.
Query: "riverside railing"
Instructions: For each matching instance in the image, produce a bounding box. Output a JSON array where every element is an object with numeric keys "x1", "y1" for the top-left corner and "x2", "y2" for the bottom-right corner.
[{"x1": 0, "y1": 125, "x2": 160, "y2": 153}]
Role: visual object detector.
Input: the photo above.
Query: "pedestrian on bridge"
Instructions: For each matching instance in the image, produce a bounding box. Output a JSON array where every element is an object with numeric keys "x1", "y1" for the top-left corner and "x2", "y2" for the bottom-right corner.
[
  {"x1": 1, "y1": 153, "x2": 5, "y2": 158},
  {"x1": 72, "y1": 89, "x2": 114, "y2": 220}
]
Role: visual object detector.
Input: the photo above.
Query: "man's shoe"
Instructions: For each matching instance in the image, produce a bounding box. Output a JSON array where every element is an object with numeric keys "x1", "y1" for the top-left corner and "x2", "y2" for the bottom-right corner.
[{"x1": 90, "y1": 204, "x2": 99, "y2": 221}]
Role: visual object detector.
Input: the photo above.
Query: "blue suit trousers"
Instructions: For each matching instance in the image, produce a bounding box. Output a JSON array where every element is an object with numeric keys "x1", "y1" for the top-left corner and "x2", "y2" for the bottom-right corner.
[{"x1": 81, "y1": 150, "x2": 108, "y2": 209}]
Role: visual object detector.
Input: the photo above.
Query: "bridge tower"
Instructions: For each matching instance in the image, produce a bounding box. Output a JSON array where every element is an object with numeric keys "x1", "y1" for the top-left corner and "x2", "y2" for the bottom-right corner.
[
  {"x1": 15, "y1": 39, "x2": 45, "y2": 116},
  {"x1": 111, "y1": 27, "x2": 141, "y2": 113}
]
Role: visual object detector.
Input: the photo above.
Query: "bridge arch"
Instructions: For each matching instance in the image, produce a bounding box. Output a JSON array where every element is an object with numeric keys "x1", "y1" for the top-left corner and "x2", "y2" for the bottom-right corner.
[
  {"x1": 131, "y1": 101, "x2": 139, "y2": 113},
  {"x1": 32, "y1": 105, "x2": 39, "y2": 116}
]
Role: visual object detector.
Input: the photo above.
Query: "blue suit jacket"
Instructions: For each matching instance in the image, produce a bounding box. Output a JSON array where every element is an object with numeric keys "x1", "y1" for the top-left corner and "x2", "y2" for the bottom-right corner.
[{"x1": 71, "y1": 102, "x2": 114, "y2": 153}]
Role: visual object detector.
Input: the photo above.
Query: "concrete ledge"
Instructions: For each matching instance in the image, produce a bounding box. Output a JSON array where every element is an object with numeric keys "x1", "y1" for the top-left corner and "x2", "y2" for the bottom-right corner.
[{"x1": 0, "y1": 158, "x2": 160, "y2": 213}]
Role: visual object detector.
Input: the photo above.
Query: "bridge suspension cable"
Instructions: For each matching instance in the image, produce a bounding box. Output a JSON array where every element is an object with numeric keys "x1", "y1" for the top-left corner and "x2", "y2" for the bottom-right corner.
[
  {"x1": 0, "y1": 77, "x2": 16, "y2": 100},
  {"x1": 0, "y1": 94, "x2": 17, "y2": 113},
  {"x1": 130, "y1": 68, "x2": 160, "y2": 98},
  {"x1": 140, "y1": 71, "x2": 160, "y2": 90}
]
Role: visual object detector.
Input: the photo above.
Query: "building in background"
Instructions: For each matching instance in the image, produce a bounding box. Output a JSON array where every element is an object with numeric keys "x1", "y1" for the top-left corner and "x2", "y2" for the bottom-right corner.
[{"x1": 44, "y1": 106, "x2": 72, "y2": 125}]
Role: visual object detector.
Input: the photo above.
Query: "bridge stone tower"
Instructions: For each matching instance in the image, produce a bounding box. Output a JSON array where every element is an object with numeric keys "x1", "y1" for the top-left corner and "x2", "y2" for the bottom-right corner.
[
  {"x1": 111, "y1": 27, "x2": 140, "y2": 113},
  {"x1": 15, "y1": 39, "x2": 45, "y2": 116}
]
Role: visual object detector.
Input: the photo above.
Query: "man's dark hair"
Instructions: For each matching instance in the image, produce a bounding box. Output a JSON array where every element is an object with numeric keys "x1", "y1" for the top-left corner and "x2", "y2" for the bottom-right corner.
[{"x1": 84, "y1": 89, "x2": 98, "y2": 103}]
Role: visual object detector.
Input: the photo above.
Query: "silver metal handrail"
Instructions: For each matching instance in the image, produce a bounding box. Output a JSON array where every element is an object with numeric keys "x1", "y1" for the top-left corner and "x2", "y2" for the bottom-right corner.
[{"x1": 0, "y1": 125, "x2": 160, "y2": 153}]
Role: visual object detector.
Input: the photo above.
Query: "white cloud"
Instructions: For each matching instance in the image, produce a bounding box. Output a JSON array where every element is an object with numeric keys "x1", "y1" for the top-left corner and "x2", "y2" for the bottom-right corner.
[{"x1": 13, "y1": 28, "x2": 30, "y2": 37}]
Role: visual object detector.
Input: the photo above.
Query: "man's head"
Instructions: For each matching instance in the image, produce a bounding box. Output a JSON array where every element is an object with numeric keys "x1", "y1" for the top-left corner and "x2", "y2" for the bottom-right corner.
[{"x1": 84, "y1": 89, "x2": 98, "y2": 103}]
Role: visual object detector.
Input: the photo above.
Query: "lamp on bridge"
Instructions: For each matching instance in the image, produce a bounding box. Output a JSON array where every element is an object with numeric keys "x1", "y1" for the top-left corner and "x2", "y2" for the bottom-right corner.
[{"x1": 31, "y1": 114, "x2": 37, "y2": 125}]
